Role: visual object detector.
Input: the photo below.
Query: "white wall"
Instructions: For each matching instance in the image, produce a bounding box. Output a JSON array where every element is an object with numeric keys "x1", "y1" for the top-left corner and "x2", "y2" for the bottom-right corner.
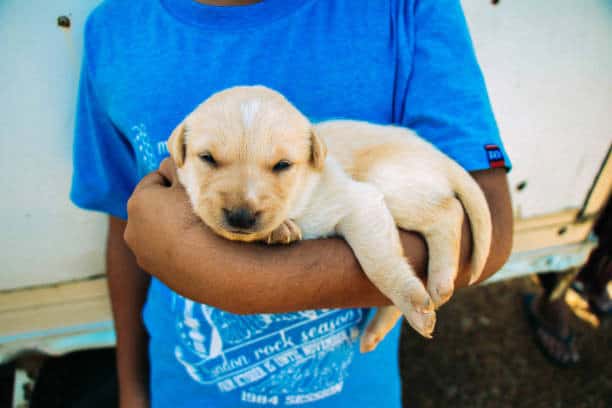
[
  {"x1": 1, "y1": 0, "x2": 106, "y2": 290},
  {"x1": 463, "y1": 0, "x2": 612, "y2": 218},
  {"x1": 1, "y1": 0, "x2": 611, "y2": 290}
]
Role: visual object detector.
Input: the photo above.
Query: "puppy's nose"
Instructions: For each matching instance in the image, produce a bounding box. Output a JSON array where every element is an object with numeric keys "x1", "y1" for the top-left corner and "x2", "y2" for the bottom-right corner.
[{"x1": 224, "y1": 207, "x2": 257, "y2": 230}]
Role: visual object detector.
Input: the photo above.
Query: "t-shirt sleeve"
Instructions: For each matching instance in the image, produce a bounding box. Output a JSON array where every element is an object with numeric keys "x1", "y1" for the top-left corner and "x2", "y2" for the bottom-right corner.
[
  {"x1": 395, "y1": 0, "x2": 511, "y2": 171},
  {"x1": 70, "y1": 37, "x2": 139, "y2": 220}
]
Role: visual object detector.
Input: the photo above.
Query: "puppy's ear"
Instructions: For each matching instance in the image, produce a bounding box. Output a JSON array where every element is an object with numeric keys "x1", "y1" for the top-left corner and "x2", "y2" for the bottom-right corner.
[
  {"x1": 310, "y1": 129, "x2": 327, "y2": 170},
  {"x1": 167, "y1": 122, "x2": 186, "y2": 167}
]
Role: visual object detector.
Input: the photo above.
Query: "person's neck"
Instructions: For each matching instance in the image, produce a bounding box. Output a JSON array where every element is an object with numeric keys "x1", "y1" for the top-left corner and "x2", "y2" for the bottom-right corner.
[{"x1": 193, "y1": 0, "x2": 262, "y2": 5}]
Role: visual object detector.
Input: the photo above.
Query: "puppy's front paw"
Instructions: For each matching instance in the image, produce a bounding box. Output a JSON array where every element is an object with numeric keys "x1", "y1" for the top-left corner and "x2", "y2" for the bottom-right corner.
[{"x1": 266, "y1": 219, "x2": 302, "y2": 245}]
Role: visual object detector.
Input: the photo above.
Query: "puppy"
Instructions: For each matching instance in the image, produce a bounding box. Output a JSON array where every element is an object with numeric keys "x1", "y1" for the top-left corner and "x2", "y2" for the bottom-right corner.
[{"x1": 167, "y1": 86, "x2": 492, "y2": 352}]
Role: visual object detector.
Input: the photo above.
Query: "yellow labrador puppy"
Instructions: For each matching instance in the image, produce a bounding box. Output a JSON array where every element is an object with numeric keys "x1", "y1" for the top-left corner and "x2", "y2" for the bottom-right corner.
[{"x1": 167, "y1": 86, "x2": 491, "y2": 352}]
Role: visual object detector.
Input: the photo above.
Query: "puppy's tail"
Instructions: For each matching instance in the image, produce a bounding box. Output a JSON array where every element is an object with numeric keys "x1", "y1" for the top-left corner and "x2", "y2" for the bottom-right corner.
[{"x1": 447, "y1": 160, "x2": 493, "y2": 285}]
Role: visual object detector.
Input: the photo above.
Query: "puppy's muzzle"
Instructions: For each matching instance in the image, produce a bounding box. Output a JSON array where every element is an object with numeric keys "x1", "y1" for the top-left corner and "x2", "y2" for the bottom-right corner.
[{"x1": 223, "y1": 207, "x2": 259, "y2": 231}]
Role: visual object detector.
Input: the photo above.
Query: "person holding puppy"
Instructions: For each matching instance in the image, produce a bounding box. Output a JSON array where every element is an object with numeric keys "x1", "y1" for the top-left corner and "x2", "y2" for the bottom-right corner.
[{"x1": 71, "y1": 0, "x2": 513, "y2": 407}]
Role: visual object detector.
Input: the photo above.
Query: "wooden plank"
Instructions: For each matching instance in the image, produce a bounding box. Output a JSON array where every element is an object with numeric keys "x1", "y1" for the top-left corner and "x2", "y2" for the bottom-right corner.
[
  {"x1": 0, "y1": 278, "x2": 108, "y2": 314},
  {"x1": 514, "y1": 209, "x2": 579, "y2": 231},
  {"x1": 511, "y1": 208, "x2": 594, "y2": 252},
  {"x1": 579, "y1": 145, "x2": 612, "y2": 219},
  {"x1": 512, "y1": 218, "x2": 593, "y2": 253},
  {"x1": 0, "y1": 296, "x2": 111, "y2": 339},
  {"x1": 0, "y1": 278, "x2": 111, "y2": 339}
]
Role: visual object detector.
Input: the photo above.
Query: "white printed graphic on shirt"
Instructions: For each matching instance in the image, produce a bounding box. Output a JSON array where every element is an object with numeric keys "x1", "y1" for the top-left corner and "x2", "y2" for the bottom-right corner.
[
  {"x1": 130, "y1": 123, "x2": 169, "y2": 173},
  {"x1": 172, "y1": 293, "x2": 364, "y2": 405},
  {"x1": 128, "y1": 123, "x2": 365, "y2": 405}
]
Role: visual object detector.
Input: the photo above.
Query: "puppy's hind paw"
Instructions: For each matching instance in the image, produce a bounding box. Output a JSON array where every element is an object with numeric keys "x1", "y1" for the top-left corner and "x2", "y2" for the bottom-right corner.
[
  {"x1": 405, "y1": 309, "x2": 436, "y2": 339},
  {"x1": 266, "y1": 219, "x2": 302, "y2": 245},
  {"x1": 428, "y1": 279, "x2": 455, "y2": 309},
  {"x1": 360, "y1": 332, "x2": 383, "y2": 353}
]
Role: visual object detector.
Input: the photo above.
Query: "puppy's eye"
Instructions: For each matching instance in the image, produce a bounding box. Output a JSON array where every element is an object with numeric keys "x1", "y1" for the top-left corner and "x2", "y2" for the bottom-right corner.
[
  {"x1": 199, "y1": 153, "x2": 217, "y2": 166},
  {"x1": 272, "y1": 160, "x2": 292, "y2": 172}
]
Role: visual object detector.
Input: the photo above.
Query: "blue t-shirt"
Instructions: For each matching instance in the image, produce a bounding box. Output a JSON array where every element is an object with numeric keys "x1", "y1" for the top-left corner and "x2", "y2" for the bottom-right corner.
[{"x1": 71, "y1": 0, "x2": 509, "y2": 407}]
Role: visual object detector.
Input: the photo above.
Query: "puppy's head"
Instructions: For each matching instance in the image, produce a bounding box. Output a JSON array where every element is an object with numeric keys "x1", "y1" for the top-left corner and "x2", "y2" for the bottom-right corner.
[{"x1": 168, "y1": 86, "x2": 326, "y2": 242}]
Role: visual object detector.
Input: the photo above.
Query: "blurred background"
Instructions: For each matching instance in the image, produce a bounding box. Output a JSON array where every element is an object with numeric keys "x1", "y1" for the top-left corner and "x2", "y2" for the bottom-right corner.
[{"x1": 1, "y1": 0, "x2": 610, "y2": 407}]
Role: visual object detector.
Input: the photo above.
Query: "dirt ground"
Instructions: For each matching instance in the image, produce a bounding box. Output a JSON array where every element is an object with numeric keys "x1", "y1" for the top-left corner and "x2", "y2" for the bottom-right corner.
[
  {"x1": 2, "y1": 276, "x2": 610, "y2": 407},
  {"x1": 399, "y1": 277, "x2": 612, "y2": 408}
]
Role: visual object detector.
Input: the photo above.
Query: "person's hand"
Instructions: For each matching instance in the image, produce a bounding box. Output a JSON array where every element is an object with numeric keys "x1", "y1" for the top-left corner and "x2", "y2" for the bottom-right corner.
[{"x1": 124, "y1": 158, "x2": 200, "y2": 274}]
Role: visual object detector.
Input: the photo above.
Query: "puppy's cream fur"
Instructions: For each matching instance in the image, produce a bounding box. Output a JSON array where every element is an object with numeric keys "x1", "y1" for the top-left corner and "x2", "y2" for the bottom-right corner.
[{"x1": 168, "y1": 86, "x2": 492, "y2": 352}]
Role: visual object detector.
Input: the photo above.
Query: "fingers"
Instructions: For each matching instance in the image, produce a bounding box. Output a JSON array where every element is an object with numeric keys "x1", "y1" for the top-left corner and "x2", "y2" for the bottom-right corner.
[
  {"x1": 131, "y1": 170, "x2": 168, "y2": 194},
  {"x1": 130, "y1": 158, "x2": 178, "y2": 196},
  {"x1": 127, "y1": 166, "x2": 174, "y2": 217},
  {"x1": 128, "y1": 157, "x2": 185, "y2": 218},
  {"x1": 159, "y1": 157, "x2": 179, "y2": 185}
]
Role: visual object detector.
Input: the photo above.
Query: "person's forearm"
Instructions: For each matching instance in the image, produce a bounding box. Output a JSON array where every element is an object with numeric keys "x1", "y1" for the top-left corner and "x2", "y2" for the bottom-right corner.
[
  {"x1": 151, "y1": 214, "x2": 492, "y2": 314},
  {"x1": 125, "y1": 163, "x2": 513, "y2": 314},
  {"x1": 107, "y1": 217, "x2": 150, "y2": 406},
  {"x1": 156, "y1": 223, "x2": 423, "y2": 313},
  {"x1": 146, "y1": 168, "x2": 512, "y2": 314}
]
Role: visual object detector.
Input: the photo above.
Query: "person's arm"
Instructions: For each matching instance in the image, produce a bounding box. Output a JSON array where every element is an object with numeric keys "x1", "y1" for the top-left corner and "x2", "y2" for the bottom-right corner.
[
  {"x1": 107, "y1": 216, "x2": 150, "y2": 408},
  {"x1": 124, "y1": 158, "x2": 512, "y2": 314}
]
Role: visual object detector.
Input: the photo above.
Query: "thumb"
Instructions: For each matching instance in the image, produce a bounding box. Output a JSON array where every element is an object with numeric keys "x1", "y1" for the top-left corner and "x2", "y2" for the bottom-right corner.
[
  {"x1": 159, "y1": 157, "x2": 180, "y2": 186},
  {"x1": 132, "y1": 169, "x2": 168, "y2": 195}
]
